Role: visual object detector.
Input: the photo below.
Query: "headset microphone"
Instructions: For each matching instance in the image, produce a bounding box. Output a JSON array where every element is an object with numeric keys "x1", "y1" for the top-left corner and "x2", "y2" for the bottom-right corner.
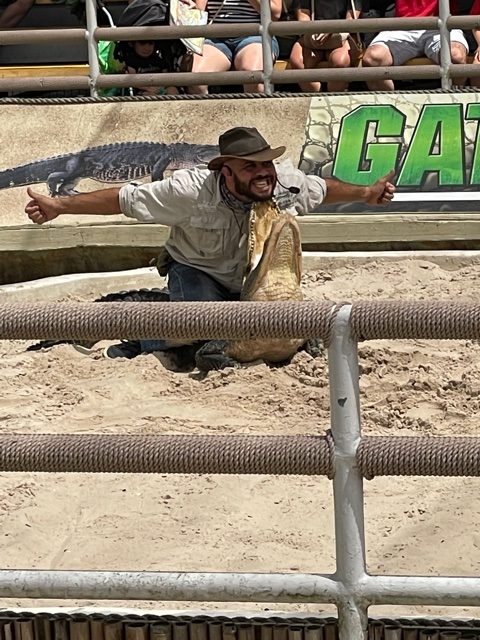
[{"x1": 276, "y1": 178, "x2": 300, "y2": 195}]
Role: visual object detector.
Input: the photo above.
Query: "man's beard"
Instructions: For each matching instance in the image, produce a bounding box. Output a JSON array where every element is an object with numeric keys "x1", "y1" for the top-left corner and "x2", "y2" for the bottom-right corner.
[{"x1": 232, "y1": 173, "x2": 276, "y2": 202}]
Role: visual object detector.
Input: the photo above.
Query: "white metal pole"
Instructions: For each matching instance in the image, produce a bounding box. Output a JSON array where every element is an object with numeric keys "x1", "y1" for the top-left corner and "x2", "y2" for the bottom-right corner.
[
  {"x1": 0, "y1": 570, "x2": 342, "y2": 602},
  {"x1": 260, "y1": 0, "x2": 274, "y2": 94},
  {"x1": 85, "y1": 0, "x2": 100, "y2": 98},
  {"x1": 438, "y1": 0, "x2": 452, "y2": 90},
  {"x1": 328, "y1": 305, "x2": 367, "y2": 640}
]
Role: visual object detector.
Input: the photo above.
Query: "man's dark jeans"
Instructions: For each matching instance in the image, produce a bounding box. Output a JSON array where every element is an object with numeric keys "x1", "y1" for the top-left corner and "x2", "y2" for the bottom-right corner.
[{"x1": 140, "y1": 261, "x2": 240, "y2": 353}]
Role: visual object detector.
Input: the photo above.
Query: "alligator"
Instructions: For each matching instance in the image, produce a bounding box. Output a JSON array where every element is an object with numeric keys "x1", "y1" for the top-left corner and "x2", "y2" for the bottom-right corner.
[
  {"x1": 194, "y1": 200, "x2": 321, "y2": 371},
  {"x1": 26, "y1": 288, "x2": 171, "y2": 352},
  {"x1": 0, "y1": 141, "x2": 219, "y2": 196}
]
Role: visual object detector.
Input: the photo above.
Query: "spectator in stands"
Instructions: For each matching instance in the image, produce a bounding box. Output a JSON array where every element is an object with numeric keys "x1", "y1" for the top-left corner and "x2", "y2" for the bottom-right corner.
[
  {"x1": 362, "y1": 0, "x2": 469, "y2": 90},
  {"x1": 187, "y1": 0, "x2": 282, "y2": 94},
  {"x1": 98, "y1": 39, "x2": 180, "y2": 96},
  {"x1": 464, "y1": 0, "x2": 480, "y2": 87},
  {"x1": 0, "y1": 0, "x2": 34, "y2": 29},
  {"x1": 120, "y1": 39, "x2": 181, "y2": 95},
  {"x1": 276, "y1": 0, "x2": 300, "y2": 61},
  {"x1": 360, "y1": 0, "x2": 394, "y2": 47},
  {"x1": 288, "y1": 0, "x2": 363, "y2": 92}
]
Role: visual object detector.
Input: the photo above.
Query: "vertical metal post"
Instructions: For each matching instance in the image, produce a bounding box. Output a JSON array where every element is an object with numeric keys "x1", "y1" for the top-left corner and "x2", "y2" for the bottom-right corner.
[
  {"x1": 438, "y1": 0, "x2": 452, "y2": 90},
  {"x1": 85, "y1": 0, "x2": 100, "y2": 98},
  {"x1": 328, "y1": 305, "x2": 368, "y2": 640},
  {"x1": 260, "y1": 0, "x2": 274, "y2": 95}
]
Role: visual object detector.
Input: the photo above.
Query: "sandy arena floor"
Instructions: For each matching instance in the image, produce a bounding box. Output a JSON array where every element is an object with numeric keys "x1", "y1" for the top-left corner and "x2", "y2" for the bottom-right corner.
[{"x1": 1, "y1": 257, "x2": 480, "y2": 620}]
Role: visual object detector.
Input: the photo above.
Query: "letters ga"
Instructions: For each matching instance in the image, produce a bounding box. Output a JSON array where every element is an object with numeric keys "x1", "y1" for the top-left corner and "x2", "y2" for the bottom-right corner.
[{"x1": 331, "y1": 103, "x2": 480, "y2": 188}]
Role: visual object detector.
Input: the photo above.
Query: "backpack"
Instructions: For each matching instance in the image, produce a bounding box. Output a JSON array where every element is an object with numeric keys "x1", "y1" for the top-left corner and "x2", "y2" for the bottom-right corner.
[
  {"x1": 117, "y1": 0, "x2": 170, "y2": 28},
  {"x1": 115, "y1": 0, "x2": 187, "y2": 74}
]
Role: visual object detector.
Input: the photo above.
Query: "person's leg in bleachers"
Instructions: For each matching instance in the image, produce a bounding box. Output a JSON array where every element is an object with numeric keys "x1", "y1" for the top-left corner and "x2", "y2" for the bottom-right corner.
[
  {"x1": 0, "y1": 0, "x2": 34, "y2": 28},
  {"x1": 362, "y1": 30, "x2": 426, "y2": 90}
]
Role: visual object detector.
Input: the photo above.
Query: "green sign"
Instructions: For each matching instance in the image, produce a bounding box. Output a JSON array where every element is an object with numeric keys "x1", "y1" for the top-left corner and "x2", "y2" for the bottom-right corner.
[{"x1": 332, "y1": 103, "x2": 479, "y2": 188}]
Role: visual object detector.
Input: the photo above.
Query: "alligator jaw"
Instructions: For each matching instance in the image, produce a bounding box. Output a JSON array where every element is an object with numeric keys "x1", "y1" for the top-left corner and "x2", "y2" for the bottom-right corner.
[
  {"x1": 227, "y1": 214, "x2": 304, "y2": 364},
  {"x1": 241, "y1": 214, "x2": 302, "y2": 302}
]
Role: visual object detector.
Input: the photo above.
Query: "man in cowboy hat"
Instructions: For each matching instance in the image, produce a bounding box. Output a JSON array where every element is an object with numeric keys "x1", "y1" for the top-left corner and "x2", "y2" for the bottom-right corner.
[{"x1": 25, "y1": 126, "x2": 395, "y2": 359}]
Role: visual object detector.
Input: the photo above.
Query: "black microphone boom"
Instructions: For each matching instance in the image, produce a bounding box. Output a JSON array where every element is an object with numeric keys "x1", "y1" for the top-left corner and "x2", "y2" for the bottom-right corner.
[{"x1": 276, "y1": 178, "x2": 300, "y2": 194}]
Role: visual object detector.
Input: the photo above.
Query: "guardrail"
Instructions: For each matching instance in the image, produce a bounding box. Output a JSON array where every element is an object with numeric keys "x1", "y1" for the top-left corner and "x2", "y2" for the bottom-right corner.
[
  {"x1": 0, "y1": 0, "x2": 480, "y2": 95},
  {"x1": 0, "y1": 299, "x2": 480, "y2": 639}
]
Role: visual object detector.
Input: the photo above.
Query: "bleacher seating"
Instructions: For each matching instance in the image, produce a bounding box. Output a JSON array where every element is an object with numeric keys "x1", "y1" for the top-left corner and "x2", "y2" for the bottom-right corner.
[
  {"x1": 0, "y1": 64, "x2": 89, "y2": 78},
  {"x1": 0, "y1": 0, "x2": 476, "y2": 94},
  {"x1": 0, "y1": 0, "x2": 127, "y2": 66}
]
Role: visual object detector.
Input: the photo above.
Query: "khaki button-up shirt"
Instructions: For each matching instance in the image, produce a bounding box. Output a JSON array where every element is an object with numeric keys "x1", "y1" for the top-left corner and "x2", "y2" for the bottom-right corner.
[{"x1": 119, "y1": 159, "x2": 327, "y2": 293}]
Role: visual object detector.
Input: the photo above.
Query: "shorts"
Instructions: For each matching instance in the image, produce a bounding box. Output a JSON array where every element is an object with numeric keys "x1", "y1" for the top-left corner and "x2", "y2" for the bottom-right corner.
[
  {"x1": 368, "y1": 29, "x2": 469, "y2": 66},
  {"x1": 204, "y1": 35, "x2": 280, "y2": 63}
]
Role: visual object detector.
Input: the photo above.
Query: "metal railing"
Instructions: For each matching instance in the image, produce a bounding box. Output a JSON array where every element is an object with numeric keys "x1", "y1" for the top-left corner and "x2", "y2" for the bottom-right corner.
[
  {"x1": 1, "y1": 0, "x2": 480, "y2": 95},
  {"x1": 0, "y1": 299, "x2": 480, "y2": 639}
]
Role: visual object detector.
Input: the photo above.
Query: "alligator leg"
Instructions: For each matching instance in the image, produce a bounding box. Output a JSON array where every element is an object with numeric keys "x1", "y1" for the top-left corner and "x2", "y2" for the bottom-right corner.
[
  {"x1": 156, "y1": 343, "x2": 204, "y2": 372},
  {"x1": 151, "y1": 157, "x2": 171, "y2": 181},
  {"x1": 195, "y1": 340, "x2": 241, "y2": 372},
  {"x1": 302, "y1": 338, "x2": 324, "y2": 358}
]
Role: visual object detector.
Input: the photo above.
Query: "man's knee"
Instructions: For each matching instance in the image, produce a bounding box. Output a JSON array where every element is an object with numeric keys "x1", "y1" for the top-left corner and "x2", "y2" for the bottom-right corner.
[
  {"x1": 363, "y1": 43, "x2": 392, "y2": 67},
  {"x1": 451, "y1": 43, "x2": 467, "y2": 64}
]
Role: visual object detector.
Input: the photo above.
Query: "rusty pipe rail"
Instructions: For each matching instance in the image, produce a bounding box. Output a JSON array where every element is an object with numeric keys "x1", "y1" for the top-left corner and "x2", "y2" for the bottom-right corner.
[
  {"x1": 1, "y1": 300, "x2": 480, "y2": 343},
  {"x1": 2, "y1": 8, "x2": 480, "y2": 94},
  {"x1": 0, "y1": 433, "x2": 478, "y2": 478}
]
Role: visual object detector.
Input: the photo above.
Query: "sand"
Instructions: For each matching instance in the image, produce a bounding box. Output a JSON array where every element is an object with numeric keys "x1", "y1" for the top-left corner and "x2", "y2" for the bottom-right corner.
[{"x1": 1, "y1": 257, "x2": 480, "y2": 620}]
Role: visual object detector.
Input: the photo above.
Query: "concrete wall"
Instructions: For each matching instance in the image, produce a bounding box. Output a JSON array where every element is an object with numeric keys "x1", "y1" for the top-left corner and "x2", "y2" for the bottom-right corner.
[
  {"x1": 0, "y1": 97, "x2": 311, "y2": 283},
  {"x1": 2, "y1": 93, "x2": 480, "y2": 285}
]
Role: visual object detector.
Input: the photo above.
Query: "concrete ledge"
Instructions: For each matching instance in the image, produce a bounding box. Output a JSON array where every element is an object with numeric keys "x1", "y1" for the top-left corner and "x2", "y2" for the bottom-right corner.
[
  {"x1": 3, "y1": 215, "x2": 480, "y2": 252},
  {"x1": 0, "y1": 267, "x2": 165, "y2": 302},
  {"x1": 2, "y1": 251, "x2": 480, "y2": 302},
  {"x1": 2, "y1": 217, "x2": 480, "y2": 285}
]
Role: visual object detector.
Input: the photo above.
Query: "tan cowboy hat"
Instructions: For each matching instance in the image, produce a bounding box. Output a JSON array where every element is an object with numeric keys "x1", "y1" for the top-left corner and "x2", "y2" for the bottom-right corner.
[{"x1": 207, "y1": 126, "x2": 286, "y2": 171}]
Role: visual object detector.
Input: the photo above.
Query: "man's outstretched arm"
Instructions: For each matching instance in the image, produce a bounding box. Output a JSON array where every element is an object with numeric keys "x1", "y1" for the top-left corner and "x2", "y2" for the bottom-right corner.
[
  {"x1": 323, "y1": 170, "x2": 396, "y2": 206},
  {"x1": 25, "y1": 187, "x2": 122, "y2": 225}
]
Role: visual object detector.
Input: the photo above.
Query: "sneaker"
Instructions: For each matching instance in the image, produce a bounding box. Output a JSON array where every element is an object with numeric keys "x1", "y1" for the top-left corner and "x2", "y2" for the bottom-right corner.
[{"x1": 102, "y1": 340, "x2": 143, "y2": 360}]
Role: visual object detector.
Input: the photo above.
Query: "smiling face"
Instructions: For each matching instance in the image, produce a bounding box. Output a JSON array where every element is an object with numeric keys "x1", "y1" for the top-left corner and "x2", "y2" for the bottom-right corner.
[{"x1": 222, "y1": 159, "x2": 277, "y2": 202}]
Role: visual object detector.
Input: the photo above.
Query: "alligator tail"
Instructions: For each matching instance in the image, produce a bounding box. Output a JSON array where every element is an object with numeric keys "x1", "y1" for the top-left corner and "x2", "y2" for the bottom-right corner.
[
  {"x1": 26, "y1": 287, "x2": 170, "y2": 352},
  {"x1": 0, "y1": 157, "x2": 73, "y2": 189}
]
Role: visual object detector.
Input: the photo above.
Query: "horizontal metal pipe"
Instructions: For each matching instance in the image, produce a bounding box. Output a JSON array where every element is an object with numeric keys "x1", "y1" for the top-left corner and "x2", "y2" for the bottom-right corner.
[
  {"x1": 0, "y1": 76, "x2": 90, "y2": 92},
  {"x1": 271, "y1": 66, "x2": 442, "y2": 84},
  {"x1": 0, "y1": 301, "x2": 335, "y2": 341},
  {"x1": 1, "y1": 16, "x2": 479, "y2": 48},
  {"x1": 360, "y1": 575, "x2": 480, "y2": 606},
  {"x1": 5, "y1": 569, "x2": 480, "y2": 607},
  {"x1": 0, "y1": 28, "x2": 86, "y2": 45},
  {"x1": 98, "y1": 63, "x2": 447, "y2": 89},
  {"x1": 95, "y1": 70, "x2": 264, "y2": 89},
  {"x1": 95, "y1": 24, "x2": 260, "y2": 42},
  {"x1": 448, "y1": 63, "x2": 480, "y2": 78},
  {"x1": 270, "y1": 16, "x2": 439, "y2": 36},
  {"x1": 350, "y1": 300, "x2": 480, "y2": 341},
  {"x1": 358, "y1": 436, "x2": 480, "y2": 479},
  {"x1": 0, "y1": 434, "x2": 333, "y2": 476},
  {"x1": 447, "y1": 14, "x2": 480, "y2": 28},
  {"x1": 4, "y1": 300, "x2": 480, "y2": 342},
  {"x1": 0, "y1": 63, "x2": 458, "y2": 92},
  {"x1": 0, "y1": 571, "x2": 342, "y2": 603}
]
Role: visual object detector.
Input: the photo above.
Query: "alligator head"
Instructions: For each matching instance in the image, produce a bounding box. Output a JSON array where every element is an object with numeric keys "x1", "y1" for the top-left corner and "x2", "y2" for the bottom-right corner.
[{"x1": 195, "y1": 200, "x2": 307, "y2": 371}]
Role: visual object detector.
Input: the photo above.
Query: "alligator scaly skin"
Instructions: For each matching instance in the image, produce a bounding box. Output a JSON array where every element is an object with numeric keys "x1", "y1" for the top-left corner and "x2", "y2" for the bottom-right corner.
[
  {"x1": 195, "y1": 202, "x2": 308, "y2": 371},
  {"x1": 1, "y1": 141, "x2": 219, "y2": 196},
  {"x1": 26, "y1": 287, "x2": 170, "y2": 352}
]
